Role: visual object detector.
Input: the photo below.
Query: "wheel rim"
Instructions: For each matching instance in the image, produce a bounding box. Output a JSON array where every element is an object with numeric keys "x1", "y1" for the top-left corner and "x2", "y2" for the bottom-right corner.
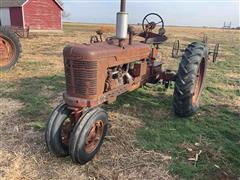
[
  {"x1": 172, "y1": 40, "x2": 179, "y2": 57},
  {"x1": 60, "y1": 117, "x2": 74, "y2": 147},
  {"x1": 213, "y1": 44, "x2": 219, "y2": 62},
  {"x1": 85, "y1": 120, "x2": 104, "y2": 154},
  {"x1": 192, "y1": 59, "x2": 205, "y2": 105},
  {"x1": 0, "y1": 35, "x2": 16, "y2": 68},
  {"x1": 90, "y1": 36, "x2": 99, "y2": 44}
]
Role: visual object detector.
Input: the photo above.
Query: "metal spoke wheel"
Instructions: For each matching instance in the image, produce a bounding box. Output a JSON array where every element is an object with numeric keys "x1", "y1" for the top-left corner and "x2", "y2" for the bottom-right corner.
[
  {"x1": 142, "y1": 13, "x2": 164, "y2": 32},
  {"x1": 70, "y1": 107, "x2": 108, "y2": 165},
  {"x1": 212, "y1": 43, "x2": 219, "y2": 62},
  {"x1": 202, "y1": 34, "x2": 208, "y2": 44},
  {"x1": 172, "y1": 40, "x2": 180, "y2": 58},
  {"x1": 90, "y1": 35, "x2": 99, "y2": 44}
]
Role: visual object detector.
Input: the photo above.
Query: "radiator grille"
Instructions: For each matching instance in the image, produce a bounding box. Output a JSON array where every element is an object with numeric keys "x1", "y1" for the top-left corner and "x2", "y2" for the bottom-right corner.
[{"x1": 64, "y1": 59, "x2": 97, "y2": 96}]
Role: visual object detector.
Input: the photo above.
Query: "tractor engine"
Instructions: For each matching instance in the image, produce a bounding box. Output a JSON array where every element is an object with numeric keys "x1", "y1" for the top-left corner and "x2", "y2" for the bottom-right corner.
[{"x1": 63, "y1": 40, "x2": 158, "y2": 108}]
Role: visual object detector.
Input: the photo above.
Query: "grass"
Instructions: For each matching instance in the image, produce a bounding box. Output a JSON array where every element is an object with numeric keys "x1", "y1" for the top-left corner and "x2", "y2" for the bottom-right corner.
[
  {"x1": 0, "y1": 23, "x2": 239, "y2": 179},
  {"x1": 0, "y1": 75, "x2": 65, "y2": 127},
  {"x1": 108, "y1": 27, "x2": 240, "y2": 179},
  {"x1": 110, "y1": 85, "x2": 240, "y2": 179}
]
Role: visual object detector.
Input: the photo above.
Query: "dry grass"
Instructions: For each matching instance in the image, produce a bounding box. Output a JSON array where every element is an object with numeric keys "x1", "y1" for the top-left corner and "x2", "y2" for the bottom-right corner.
[
  {"x1": 0, "y1": 99, "x2": 172, "y2": 179},
  {"x1": 0, "y1": 23, "x2": 239, "y2": 179}
]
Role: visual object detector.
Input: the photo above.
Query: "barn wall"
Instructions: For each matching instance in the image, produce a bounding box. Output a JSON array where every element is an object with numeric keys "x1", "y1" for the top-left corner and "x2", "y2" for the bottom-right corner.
[
  {"x1": 23, "y1": 0, "x2": 62, "y2": 30},
  {"x1": 10, "y1": 7, "x2": 23, "y2": 27},
  {"x1": 0, "y1": 8, "x2": 11, "y2": 26}
]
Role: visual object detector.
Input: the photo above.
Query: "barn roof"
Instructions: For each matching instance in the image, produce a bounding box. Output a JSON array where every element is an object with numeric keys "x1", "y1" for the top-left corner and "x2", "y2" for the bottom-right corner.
[
  {"x1": 0, "y1": 0, "x2": 63, "y2": 10},
  {"x1": 0, "y1": 0, "x2": 26, "y2": 7}
]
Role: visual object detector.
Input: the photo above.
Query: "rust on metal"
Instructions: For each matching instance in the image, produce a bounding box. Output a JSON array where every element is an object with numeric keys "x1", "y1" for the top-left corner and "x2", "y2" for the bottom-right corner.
[
  {"x1": 128, "y1": 25, "x2": 136, "y2": 45},
  {"x1": 120, "y1": 0, "x2": 126, "y2": 12},
  {"x1": 5, "y1": 26, "x2": 30, "y2": 38},
  {"x1": 0, "y1": 35, "x2": 16, "y2": 67},
  {"x1": 45, "y1": 0, "x2": 218, "y2": 165},
  {"x1": 63, "y1": 40, "x2": 150, "y2": 108},
  {"x1": 192, "y1": 59, "x2": 205, "y2": 105},
  {"x1": 61, "y1": 10, "x2": 216, "y2": 114},
  {"x1": 60, "y1": 117, "x2": 74, "y2": 146},
  {"x1": 85, "y1": 120, "x2": 104, "y2": 154}
]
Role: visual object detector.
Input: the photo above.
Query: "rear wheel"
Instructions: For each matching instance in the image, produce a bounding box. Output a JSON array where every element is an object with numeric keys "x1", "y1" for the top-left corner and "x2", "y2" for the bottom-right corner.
[
  {"x1": 0, "y1": 27, "x2": 21, "y2": 71},
  {"x1": 69, "y1": 107, "x2": 108, "y2": 165},
  {"x1": 173, "y1": 42, "x2": 209, "y2": 117}
]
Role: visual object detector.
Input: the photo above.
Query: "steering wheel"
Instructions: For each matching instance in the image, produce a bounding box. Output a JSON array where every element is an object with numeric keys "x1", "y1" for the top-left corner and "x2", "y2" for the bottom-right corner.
[{"x1": 142, "y1": 13, "x2": 164, "y2": 32}]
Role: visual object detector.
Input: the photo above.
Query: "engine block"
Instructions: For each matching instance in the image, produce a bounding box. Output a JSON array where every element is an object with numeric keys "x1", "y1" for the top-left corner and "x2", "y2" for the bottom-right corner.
[{"x1": 63, "y1": 40, "x2": 152, "y2": 108}]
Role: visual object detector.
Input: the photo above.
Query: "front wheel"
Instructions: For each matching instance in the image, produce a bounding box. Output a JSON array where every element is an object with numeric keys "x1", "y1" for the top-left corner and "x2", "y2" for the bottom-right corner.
[
  {"x1": 173, "y1": 42, "x2": 209, "y2": 117},
  {"x1": 69, "y1": 107, "x2": 108, "y2": 165},
  {"x1": 45, "y1": 103, "x2": 74, "y2": 156}
]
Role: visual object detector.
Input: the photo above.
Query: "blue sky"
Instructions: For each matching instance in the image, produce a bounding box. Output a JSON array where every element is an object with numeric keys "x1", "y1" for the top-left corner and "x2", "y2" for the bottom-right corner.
[{"x1": 62, "y1": 0, "x2": 240, "y2": 27}]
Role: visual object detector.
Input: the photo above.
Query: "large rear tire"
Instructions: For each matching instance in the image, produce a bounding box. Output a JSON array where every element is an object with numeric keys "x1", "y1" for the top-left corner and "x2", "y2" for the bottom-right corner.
[
  {"x1": 0, "y1": 27, "x2": 21, "y2": 71},
  {"x1": 173, "y1": 42, "x2": 209, "y2": 117}
]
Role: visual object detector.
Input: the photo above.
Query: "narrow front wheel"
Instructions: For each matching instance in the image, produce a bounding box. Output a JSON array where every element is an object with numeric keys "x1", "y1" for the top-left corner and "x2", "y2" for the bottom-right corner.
[
  {"x1": 69, "y1": 107, "x2": 108, "y2": 165},
  {"x1": 45, "y1": 104, "x2": 74, "y2": 156}
]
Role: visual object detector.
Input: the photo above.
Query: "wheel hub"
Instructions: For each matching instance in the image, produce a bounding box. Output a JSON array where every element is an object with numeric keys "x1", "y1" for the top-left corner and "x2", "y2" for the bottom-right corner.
[
  {"x1": 61, "y1": 118, "x2": 74, "y2": 147},
  {"x1": 192, "y1": 59, "x2": 205, "y2": 105},
  {"x1": 85, "y1": 120, "x2": 104, "y2": 154}
]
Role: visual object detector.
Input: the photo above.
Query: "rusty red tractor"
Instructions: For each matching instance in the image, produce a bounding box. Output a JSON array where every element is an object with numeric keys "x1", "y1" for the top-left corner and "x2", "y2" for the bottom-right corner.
[
  {"x1": 45, "y1": 0, "x2": 217, "y2": 164},
  {"x1": 0, "y1": 27, "x2": 22, "y2": 72}
]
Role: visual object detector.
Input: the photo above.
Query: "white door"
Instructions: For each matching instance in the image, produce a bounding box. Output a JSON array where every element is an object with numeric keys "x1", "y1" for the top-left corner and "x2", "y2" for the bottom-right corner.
[{"x1": 0, "y1": 8, "x2": 11, "y2": 26}]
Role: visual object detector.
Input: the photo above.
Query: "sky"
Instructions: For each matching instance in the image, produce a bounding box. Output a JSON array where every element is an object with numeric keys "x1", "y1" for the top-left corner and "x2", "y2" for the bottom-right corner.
[{"x1": 62, "y1": 0, "x2": 240, "y2": 27}]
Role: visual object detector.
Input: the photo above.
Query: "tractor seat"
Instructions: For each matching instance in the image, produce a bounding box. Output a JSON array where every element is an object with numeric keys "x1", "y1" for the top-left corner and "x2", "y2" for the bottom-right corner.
[{"x1": 144, "y1": 35, "x2": 168, "y2": 44}]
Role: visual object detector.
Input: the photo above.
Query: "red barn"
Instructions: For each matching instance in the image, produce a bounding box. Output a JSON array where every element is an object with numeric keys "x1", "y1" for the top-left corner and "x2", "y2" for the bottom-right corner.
[{"x1": 0, "y1": 0, "x2": 63, "y2": 30}]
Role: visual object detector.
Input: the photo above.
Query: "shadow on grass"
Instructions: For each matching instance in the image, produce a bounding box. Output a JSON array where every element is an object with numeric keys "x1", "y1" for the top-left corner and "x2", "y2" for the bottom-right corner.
[{"x1": 0, "y1": 74, "x2": 65, "y2": 129}]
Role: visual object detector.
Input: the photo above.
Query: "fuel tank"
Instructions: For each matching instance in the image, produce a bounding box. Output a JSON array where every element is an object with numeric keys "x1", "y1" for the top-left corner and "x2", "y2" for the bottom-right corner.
[{"x1": 63, "y1": 40, "x2": 150, "y2": 108}]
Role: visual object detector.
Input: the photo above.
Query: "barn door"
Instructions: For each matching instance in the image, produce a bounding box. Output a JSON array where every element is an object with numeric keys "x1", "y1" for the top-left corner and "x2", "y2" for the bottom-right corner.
[{"x1": 0, "y1": 8, "x2": 11, "y2": 26}]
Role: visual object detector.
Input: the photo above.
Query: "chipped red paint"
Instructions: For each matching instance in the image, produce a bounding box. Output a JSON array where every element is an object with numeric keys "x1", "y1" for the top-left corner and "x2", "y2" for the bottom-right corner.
[
  {"x1": 10, "y1": 7, "x2": 23, "y2": 27},
  {"x1": 23, "y1": 0, "x2": 62, "y2": 30}
]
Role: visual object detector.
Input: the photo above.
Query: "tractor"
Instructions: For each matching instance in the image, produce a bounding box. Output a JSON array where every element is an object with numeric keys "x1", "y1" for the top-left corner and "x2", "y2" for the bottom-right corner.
[
  {"x1": 45, "y1": 0, "x2": 217, "y2": 164},
  {"x1": 0, "y1": 27, "x2": 22, "y2": 71}
]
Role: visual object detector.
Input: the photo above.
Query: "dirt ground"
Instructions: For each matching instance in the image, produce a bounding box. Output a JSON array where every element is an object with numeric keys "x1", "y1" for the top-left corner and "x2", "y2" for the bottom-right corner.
[{"x1": 0, "y1": 24, "x2": 239, "y2": 179}]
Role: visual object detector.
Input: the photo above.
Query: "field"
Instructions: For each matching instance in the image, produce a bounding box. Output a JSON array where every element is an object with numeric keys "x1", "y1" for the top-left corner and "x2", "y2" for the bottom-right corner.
[{"x1": 0, "y1": 23, "x2": 239, "y2": 179}]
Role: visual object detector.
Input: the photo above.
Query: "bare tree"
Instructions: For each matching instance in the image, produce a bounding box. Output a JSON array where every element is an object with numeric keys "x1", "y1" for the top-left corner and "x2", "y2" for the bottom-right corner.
[{"x1": 57, "y1": 0, "x2": 70, "y2": 18}]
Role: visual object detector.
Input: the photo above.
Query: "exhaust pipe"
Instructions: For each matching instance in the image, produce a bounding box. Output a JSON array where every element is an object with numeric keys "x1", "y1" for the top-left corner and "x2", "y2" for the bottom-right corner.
[{"x1": 116, "y1": 0, "x2": 128, "y2": 40}]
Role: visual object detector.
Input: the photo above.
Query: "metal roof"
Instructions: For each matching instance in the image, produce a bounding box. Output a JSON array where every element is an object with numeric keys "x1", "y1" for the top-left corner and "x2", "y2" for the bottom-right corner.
[
  {"x1": 0, "y1": 0, "x2": 26, "y2": 8},
  {"x1": 0, "y1": 0, "x2": 63, "y2": 10}
]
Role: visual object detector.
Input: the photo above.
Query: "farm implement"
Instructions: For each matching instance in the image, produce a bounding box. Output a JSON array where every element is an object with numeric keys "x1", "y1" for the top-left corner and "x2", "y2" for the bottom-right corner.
[
  {"x1": 172, "y1": 35, "x2": 220, "y2": 62},
  {"x1": 45, "y1": 0, "x2": 217, "y2": 164}
]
